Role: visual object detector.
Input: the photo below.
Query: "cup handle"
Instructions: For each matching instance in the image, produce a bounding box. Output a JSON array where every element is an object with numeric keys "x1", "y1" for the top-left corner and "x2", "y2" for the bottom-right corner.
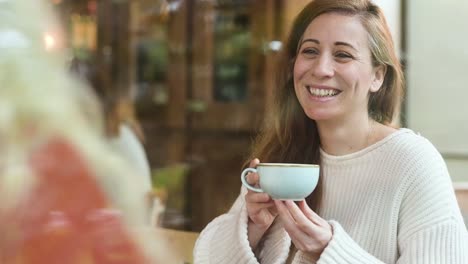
[{"x1": 241, "y1": 168, "x2": 264, "y2": 193}]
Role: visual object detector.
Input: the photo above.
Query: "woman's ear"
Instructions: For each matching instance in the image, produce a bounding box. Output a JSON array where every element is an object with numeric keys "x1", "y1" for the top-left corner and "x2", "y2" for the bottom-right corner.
[{"x1": 370, "y1": 64, "x2": 386, "y2": 92}]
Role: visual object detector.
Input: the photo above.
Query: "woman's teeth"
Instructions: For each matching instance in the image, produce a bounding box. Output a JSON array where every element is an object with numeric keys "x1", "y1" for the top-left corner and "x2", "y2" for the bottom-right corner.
[{"x1": 308, "y1": 86, "x2": 339, "y2": 97}]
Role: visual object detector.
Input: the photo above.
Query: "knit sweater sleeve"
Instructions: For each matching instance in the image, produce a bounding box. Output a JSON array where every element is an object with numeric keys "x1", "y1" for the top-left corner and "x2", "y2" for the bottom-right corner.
[
  {"x1": 394, "y1": 139, "x2": 468, "y2": 263},
  {"x1": 314, "y1": 137, "x2": 468, "y2": 264},
  {"x1": 193, "y1": 187, "x2": 291, "y2": 264}
]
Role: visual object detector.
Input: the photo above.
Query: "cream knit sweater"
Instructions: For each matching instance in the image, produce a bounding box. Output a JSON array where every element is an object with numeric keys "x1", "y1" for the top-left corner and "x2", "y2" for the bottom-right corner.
[{"x1": 194, "y1": 129, "x2": 468, "y2": 263}]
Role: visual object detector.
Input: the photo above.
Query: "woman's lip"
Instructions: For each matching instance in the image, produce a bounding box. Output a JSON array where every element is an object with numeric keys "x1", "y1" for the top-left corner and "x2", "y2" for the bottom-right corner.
[
  {"x1": 306, "y1": 84, "x2": 340, "y2": 91},
  {"x1": 305, "y1": 85, "x2": 341, "y2": 102},
  {"x1": 307, "y1": 92, "x2": 338, "y2": 102}
]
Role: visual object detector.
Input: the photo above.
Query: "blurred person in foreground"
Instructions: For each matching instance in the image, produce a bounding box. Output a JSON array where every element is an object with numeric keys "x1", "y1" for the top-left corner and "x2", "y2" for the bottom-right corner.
[
  {"x1": 0, "y1": 0, "x2": 173, "y2": 263},
  {"x1": 194, "y1": 0, "x2": 468, "y2": 263},
  {"x1": 103, "y1": 96, "x2": 156, "y2": 223}
]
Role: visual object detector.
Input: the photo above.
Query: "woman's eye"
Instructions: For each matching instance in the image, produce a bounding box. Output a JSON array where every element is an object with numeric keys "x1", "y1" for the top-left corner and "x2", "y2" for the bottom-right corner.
[
  {"x1": 335, "y1": 52, "x2": 353, "y2": 59},
  {"x1": 302, "y1": 48, "x2": 318, "y2": 55}
]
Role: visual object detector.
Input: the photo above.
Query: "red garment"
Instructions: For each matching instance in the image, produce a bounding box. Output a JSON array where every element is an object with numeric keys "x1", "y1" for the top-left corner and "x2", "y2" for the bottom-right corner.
[{"x1": 0, "y1": 138, "x2": 150, "y2": 263}]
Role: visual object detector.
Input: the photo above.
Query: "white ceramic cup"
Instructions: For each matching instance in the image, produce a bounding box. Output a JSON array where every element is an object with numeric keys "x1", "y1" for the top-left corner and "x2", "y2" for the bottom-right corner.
[{"x1": 241, "y1": 163, "x2": 320, "y2": 200}]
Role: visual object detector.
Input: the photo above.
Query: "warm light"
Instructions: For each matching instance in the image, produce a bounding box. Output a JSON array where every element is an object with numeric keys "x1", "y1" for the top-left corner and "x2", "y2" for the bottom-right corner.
[
  {"x1": 44, "y1": 33, "x2": 56, "y2": 51},
  {"x1": 268, "y1": 40, "x2": 282, "y2": 51},
  {"x1": 51, "y1": 0, "x2": 62, "y2": 4}
]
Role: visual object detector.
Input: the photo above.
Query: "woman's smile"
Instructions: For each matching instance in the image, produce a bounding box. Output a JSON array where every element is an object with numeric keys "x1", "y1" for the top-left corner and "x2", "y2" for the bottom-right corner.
[{"x1": 305, "y1": 84, "x2": 342, "y2": 102}]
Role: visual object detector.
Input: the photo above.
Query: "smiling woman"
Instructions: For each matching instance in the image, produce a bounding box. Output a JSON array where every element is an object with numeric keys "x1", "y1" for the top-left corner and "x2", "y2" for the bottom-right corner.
[
  {"x1": 293, "y1": 13, "x2": 386, "y2": 124},
  {"x1": 193, "y1": 1, "x2": 467, "y2": 263}
]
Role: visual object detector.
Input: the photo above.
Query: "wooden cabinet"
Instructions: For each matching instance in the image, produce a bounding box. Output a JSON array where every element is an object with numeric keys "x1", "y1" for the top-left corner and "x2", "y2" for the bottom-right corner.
[{"x1": 133, "y1": 0, "x2": 280, "y2": 231}]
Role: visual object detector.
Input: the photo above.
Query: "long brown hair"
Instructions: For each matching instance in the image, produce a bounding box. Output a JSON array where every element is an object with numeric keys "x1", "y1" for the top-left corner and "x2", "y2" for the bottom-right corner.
[{"x1": 245, "y1": 0, "x2": 404, "y2": 213}]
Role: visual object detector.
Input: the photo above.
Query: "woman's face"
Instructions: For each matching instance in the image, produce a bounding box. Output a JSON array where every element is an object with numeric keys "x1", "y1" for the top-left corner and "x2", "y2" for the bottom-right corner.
[{"x1": 293, "y1": 12, "x2": 384, "y2": 123}]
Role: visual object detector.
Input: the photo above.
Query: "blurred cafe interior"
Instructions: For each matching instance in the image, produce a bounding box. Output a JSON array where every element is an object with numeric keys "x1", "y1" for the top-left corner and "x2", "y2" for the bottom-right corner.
[{"x1": 48, "y1": 0, "x2": 468, "y2": 233}]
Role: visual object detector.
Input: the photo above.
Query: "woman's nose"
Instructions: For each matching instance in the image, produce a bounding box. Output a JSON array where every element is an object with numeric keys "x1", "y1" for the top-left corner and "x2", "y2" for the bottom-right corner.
[{"x1": 311, "y1": 55, "x2": 334, "y2": 78}]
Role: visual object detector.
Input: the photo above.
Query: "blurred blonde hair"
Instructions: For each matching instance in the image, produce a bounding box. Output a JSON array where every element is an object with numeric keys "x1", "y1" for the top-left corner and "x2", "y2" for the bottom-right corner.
[{"x1": 0, "y1": 0, "x2": 170, "y2": 261}]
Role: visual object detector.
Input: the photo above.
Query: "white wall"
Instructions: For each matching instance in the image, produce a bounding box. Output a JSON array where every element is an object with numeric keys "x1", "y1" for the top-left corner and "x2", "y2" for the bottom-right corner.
[
  {"x1": 407, "y1": 0, "x2": 468, "y2": 182},
  {"x1": 373, "y1": 0, "x2": 401, "y2": 57}
]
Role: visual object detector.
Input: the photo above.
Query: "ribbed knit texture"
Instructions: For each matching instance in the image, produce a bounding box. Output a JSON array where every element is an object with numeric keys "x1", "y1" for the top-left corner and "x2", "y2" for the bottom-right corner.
[{"x1": 193, "y1": 129, "x2": 468, "y2": 263}]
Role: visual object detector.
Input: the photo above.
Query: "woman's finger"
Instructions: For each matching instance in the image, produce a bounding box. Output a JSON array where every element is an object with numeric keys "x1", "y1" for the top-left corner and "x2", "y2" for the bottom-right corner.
[
  {"x1": 249, "y1": 158, "x2": 260, "y2": 168},
  {"x1": 245, "y1": 192, "x2": 272, "y2": 203},
  {"x1": 274, "y1": 200, "x2": 297, "y2": 229},
  {"x1": 246, "y1": 171, "x2": 259, "y2": 186},
  {"x1": 275, "y1": 201, "x2": 314, "y2": 246},
  {"x1": 268, "y1": 205, "x2": 278, "y2": 216},
  {"x1": 246, "y1": 158, "x2": 260, "y2": 185},
  {"x1": 283, "y1": 200, "x2": 322, "y2": 236},
  {"x1": 298, "y1": 200, "x2": 327, "y2": 226},
  {"x1": 248, "y1": 201, "x2": 276, "y2": 213}
]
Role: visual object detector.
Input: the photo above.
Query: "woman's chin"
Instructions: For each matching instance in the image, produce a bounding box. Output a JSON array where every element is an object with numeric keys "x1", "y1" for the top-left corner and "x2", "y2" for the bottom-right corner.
[{"x1": 304, "y1": 111, "x2": 336, "y2": 122}]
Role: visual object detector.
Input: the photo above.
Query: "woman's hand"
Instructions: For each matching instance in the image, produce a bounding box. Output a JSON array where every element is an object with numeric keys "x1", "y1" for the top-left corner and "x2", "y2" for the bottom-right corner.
[
  {"x1": 274, "y1": 199, "x2": 332, "y2": 260},
  {"x1": 245, "y1": 158, "x2": 278, "y2": 249}
]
